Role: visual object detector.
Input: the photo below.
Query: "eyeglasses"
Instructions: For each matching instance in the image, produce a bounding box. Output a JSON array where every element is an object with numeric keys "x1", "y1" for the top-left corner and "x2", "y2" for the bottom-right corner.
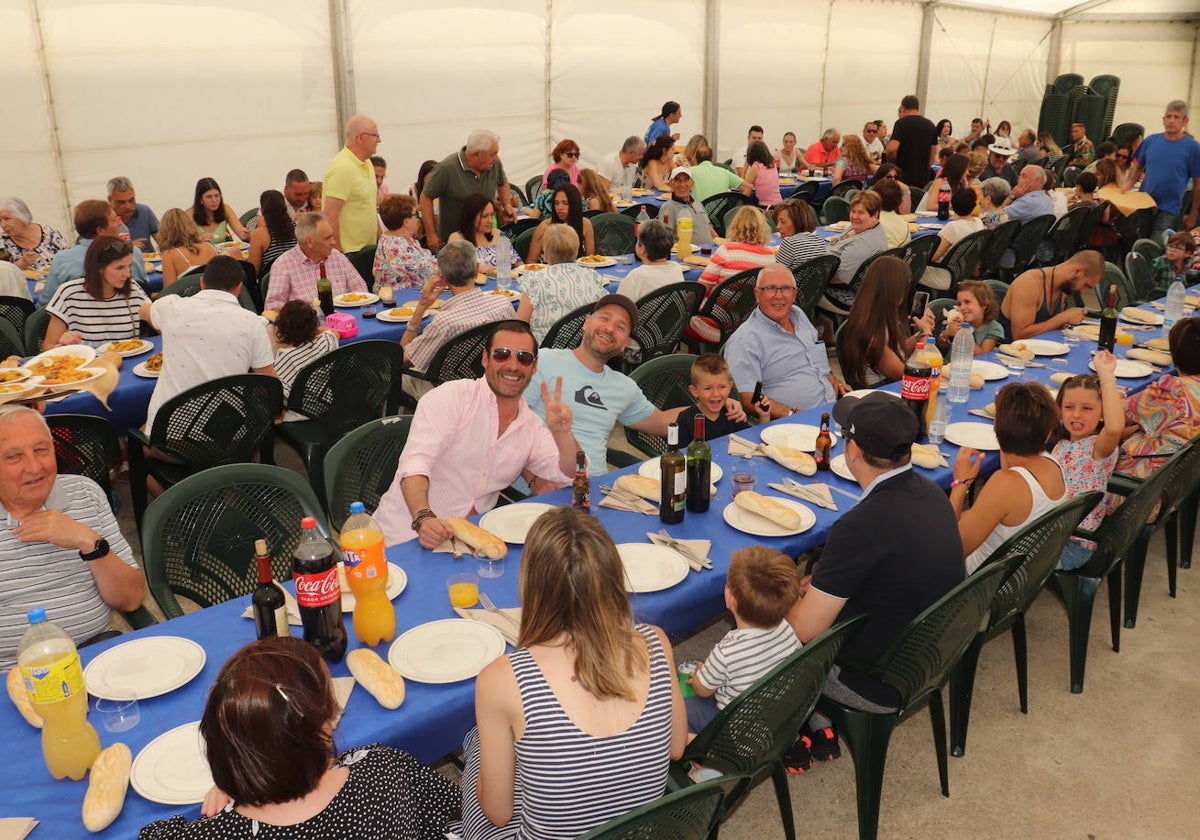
[
  {"x1": 565, "y1": 151, "x2": 580, "y2": 159},
  {"x1": 361, "y1": 132, "x2": 381, "y2": 140},
  {"x1": 756, "y1": 285, "x2": 797, "y2": 296},
  {"x1": 864, "y1": 128, "x2": 877, "y2": 134},
  {"x1": 491, "y1": 347, "x2": 535, "y2": 366}
]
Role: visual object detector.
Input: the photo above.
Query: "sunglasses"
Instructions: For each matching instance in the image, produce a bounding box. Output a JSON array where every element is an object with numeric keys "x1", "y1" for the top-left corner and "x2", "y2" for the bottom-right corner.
[
  {"x1": 1116, "y1": 153, "x2": 1129, "y2": 159},
  {"x1": 491, "y1": 346, "x2": 535, "y2": 366},
  {"x1": 103, "y1": 240, "x2": 134, "y2": 256},
  {"x1": 565, "y1": 151, "x2": 580, "y2": 158}
]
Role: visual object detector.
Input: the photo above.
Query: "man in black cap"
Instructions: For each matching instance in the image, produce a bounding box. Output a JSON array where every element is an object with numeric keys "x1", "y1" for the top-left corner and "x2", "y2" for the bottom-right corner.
[{"x1": 787, "y1": 391, "x2": 963, "y2": 718}]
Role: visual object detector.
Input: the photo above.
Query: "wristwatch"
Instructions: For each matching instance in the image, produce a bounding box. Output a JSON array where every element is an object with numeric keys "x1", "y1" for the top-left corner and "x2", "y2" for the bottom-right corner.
[{"x1": 80, "y1": 538, "x2": 109, "y2": 562}]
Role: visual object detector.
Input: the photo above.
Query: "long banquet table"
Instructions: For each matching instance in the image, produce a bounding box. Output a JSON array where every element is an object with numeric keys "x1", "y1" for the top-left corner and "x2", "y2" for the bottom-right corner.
[{"x1": 3, "y1": 278, "x2": 1188, "y2": 836}]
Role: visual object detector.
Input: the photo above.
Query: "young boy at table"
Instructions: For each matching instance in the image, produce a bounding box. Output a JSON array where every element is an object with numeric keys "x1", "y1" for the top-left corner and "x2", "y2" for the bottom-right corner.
[
  {"x1": 1152, "y1": 232, "x2": 1197, "y2": 294},
  {"x1": 677, "y1": 353, "x2": 771, "y2": 446},
  {"x1": 685, "y1": 546, "x2": 801, "y2": 735}
]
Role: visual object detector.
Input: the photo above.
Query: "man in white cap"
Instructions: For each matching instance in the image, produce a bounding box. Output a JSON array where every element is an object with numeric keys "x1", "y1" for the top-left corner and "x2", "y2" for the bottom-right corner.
[{"x1": 658, "y1": 167, "x2": 718, "y2": 245}]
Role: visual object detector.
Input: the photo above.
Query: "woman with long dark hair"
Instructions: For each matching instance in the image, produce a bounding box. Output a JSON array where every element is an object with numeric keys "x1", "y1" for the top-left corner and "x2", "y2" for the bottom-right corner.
[
  {"x1": 43, "y1": 236, "x2": 150, "y2": 349},
  {"x1": 840, "y1": 255, "x2": 933, "y2": 387},
  {"x1": 447, "y1": 194, "x2": 518, "y2": 276},
  {"x1": 191, "y1": 177, "x2": 247, "y2": 243},
  {"x1": 639, "y1": 135, "x2": 676, "y2": 192},
  {"x1": 247, "y1": 190, "x2": 297, "y2": 276},
  {"x1": 527, "y1": 184, "x2": 595, "y2": 262}
]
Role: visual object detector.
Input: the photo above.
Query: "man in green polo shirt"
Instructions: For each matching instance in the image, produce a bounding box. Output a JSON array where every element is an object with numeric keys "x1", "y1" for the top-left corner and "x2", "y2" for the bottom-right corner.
[
  {"x1": 688, "y1": 136, "x2": 747, "y2": 202},
  {"x1": 421, "y1": 129, "x2": 516, "y2": 250},
  {"x1": 323, "y1": 114, "x2": 381, "y2": 254}
]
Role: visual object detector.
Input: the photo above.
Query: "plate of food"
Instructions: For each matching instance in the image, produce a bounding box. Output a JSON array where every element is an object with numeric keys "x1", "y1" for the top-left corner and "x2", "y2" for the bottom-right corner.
[
  {"x1": 488, "y1": 289, "x2": 520, "y2": 299},
  {"x1": 824, "y1": 221, "x2": 851, "y2": 232},
  {"x1": 100, "y1": 338, "x2": 154, "y2": 357},
  {"x1": 41, "y1": 366, "x2": 105, "y2": 388},
  {"x1": 133, "y1": 353, "x2": 164, "y2": 378},
  {"x1": 377, "y1": 304, "x2": 435, "y2": 323},
  {"x1": 0, "y1": 379, "x2": 44, "y2": 399},
  {"x1": 1119, "y1": 307, "x2": 1163, "y2": 326},
  {"x1": 614, "y1": 199, "x2": 637, "y2": 208},
  {"x1": 333, "y1": 292, "x2": 379, "y2": 307},
  {"x1": 516, "y1": 263, "x2": 548, "y2": 275},
  {"x1": 25, "y1": 346, "x2": 99, "y2": 385},
  {"x1": 0, "y1": 367, "x2": 32, "y2": 384},
  {"x1": 722, "y1": 493, "x2": 816, "y2": 537},
  {"x1": 577, "y1": 255, "x2": 616, "y2": 268},
  {"x1": 1014, "y1": 339, "x2": 1069, "y2": 356}
]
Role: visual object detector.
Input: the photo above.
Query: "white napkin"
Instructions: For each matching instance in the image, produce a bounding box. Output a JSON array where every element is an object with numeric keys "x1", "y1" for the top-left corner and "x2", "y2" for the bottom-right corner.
[
  {"x1": 454, "y1": 606, "x2": 521, "y2": 646},
  {"x1": 646, "y1": 534, "x2": 713, "y2": 571},
  {"x1": 330, "y1": 676, "x2": 355, "y2": 729},
  {"x1": 728, "y1": 434, "x2": 764, "y2": 458},
  {"x1": 768, "y1": 482, "x2": 837, "y2": 511},
  {"x1": 239, "y1": 582, "x2": 302, "y2": 626},
  {"x1": 599, "y1": 494, "x2": 658, "y2": 515}
]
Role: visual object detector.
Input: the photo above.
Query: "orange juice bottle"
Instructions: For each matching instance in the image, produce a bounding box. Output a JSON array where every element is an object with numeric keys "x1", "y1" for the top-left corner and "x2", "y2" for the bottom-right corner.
[
  {"x1": 340, "y1": 502, "x2": 395, "y2": 646},
  {"x1": 18, "y1": 608, "x2": 101, "y2": 780},
  {"x1": 923, "y1": 337, "x2": 944, "y2": 428}
]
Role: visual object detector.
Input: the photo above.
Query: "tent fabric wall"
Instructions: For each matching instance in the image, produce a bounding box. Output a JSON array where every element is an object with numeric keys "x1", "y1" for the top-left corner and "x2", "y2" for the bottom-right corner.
[{"x1": 2, "y1": 1, "x2": 1198, "y2": 242}]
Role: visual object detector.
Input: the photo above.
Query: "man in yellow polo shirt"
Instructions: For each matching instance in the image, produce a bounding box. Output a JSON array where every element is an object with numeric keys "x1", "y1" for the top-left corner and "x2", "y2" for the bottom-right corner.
[{"x1": 323, "y1": 114, "x2": 381, "y2": 254}]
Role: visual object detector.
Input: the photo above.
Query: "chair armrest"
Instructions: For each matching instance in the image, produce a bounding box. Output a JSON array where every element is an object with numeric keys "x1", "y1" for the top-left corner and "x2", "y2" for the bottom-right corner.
[
  {"x1": 127, "y1": 427, "x2": 151, "y2": 448},
  {"x1": 606, "y1": 448, "x2": 641, "y2": 469}
]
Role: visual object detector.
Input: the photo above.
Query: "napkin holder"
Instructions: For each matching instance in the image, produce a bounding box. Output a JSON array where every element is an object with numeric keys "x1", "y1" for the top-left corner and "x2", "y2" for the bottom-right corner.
[{"x1": 325, "y1": 312, "x2": 358, "y2": 339}]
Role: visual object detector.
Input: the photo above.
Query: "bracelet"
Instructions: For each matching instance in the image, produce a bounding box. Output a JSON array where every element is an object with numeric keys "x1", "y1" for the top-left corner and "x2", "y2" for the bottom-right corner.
[
  {"x1": 950, "y1": 478, "x2": 974, "y2": 489},
  {"x1": 404, "y1": 323, "x2": 420, "y2": 334},
  {"x1": 410, "y1": 508, "x2": 436, "y2": 532}
]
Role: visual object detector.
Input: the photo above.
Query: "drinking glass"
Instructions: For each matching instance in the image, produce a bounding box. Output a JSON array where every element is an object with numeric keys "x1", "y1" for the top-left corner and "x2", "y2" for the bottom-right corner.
[
  {"x1": 730, "y1": 458, "x2": 757, "y2": 496},
  {"x1": 95, "y1": 696, "x2": 140, "y2": 733},
  {"x1": 447, "y1": 573, "x2": 480, "y2": 608}
]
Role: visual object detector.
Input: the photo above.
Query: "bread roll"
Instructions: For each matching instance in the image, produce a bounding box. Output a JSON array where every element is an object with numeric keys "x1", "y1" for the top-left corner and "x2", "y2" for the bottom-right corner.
[
  {"x1": 446, "y1": 518, "x2": 507, "y2": 559},
  {"x1": 82, "y1": 743, "x2": 131, "y2": 832},
  {"x1": 6, "y1": 668, "x2": 41, "y2": 728},
  {"x1": 1072, "y1": 324, "x2": 1100, "y2": 339},
  {"x1": 734, "y1": 491, "x2": 802, "y2": 530},
  {"x1": 763, "y1": 444, "x2": 816, "y2": 476},
  {"x1": 1120, "y1": 306, "x2": 1158, "y2": 325},
  {"x1": 1127, "y1": 348, "x2": 1171, "y2": 367},
  {"x1": 614, "y1": 474, "x2": 661, "y2": 501},
  {"x1": 999, "y1": 342, "x2": 1034, "y2": 361},
  {"x1": 346, "y1": 648, "x2": 406, "y2": 710},
  {"x1": 910, "y1": 443, "x2": 946, "y2": 470},
  {"x1": 1049, "y1": 371, "x2": 1076, "y2": 385},
  {"x1": 1146, "y1": 336, "x2": 1170, "y2": 352}
]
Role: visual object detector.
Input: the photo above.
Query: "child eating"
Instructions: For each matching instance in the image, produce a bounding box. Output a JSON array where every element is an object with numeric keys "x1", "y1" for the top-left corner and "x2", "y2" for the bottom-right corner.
[{"x1": 937, "y1": 279, "x2": 1004, "y2": 356}]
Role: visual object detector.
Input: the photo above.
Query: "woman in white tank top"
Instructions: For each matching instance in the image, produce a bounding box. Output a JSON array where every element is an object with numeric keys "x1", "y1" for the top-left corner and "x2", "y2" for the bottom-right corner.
[{"x1": 950, "y1": 382, "x2": 1067, "y2": 573}]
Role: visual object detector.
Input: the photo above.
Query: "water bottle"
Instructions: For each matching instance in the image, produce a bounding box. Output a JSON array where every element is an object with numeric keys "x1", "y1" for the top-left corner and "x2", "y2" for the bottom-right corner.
[
  {"x1": 18, "y1": 608, "x2": 101, "y2": 780},
  {"x1": 1163, "y1": 277, "x2": 1185, "y2": 333},
  {"x1": 928, "y1": 391, "x2": 948, "y2": 443},
  {"x1": 947, "y1": 325, "x2": 973, "y2": 404},
  {"x1": 496, "y1": 236, "x2": 513, "y2": 292}
]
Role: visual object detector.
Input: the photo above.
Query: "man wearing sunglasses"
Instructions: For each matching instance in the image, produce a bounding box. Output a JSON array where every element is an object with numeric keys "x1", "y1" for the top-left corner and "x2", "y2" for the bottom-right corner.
[
  {"x1": 376, "y1": 320, "x2": 580, "y2": 547},
  {"x1": 525, "y1": 295, "x2": 746, "y2": 475}
]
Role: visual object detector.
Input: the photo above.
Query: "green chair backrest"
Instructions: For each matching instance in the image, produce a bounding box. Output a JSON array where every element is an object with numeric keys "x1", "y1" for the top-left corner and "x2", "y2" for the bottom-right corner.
[
  {"x1": 0, "y1": 296, "x2": 34, "y2": 351},
  {"x1": 575, "y1": 774, "x2": 748, "y2": 840},
  {"x1": 540, "y1": 300, "x2": 593, "y2": 350},
  {"x1": 1143, "y1": 436, "x2": 1200, "y2": 532},
  {"x1": 1124, "y1": 252, "x2": 1156, "y2": 302},
  {"x1": 935, "y1": 227, "x2": 992, "y2": 292},
  {"x1": 624, "y1": 353, "x2": 697, "y2": 458},
  {"x1": 513, "y1": 228, "x2": 537, "y2": 262},
  {"x1": 791, "y1": 254, "x2": 840, "y2": 321},
  {"x1": 24, "y1": 308, "x2": 50, "y2": 356},
  {"x1": 148, "y1": 373, "x2": 284, "y2": 468},
  {"x1": 286, "y1": 340, "x2": 405, "y2": 438},
  {"x1": 927, "y1": 297, "x2": 958, "y2": 337},
  {"x1": 345, "y1": 245, "x2": 377, "y2": 288},
  {"x1": 323, "y1": 415, "x2": 413, "y2": 532},
  {"x1": 821, "y1": 196, "x2": 851, "y2": 225},
  {"x1": 1099, "y1": 261, "x2": 1131, "y2": 310},
  {"x1": 1008, "y1": 214, "x2": 1055, "y2": 273},
  {"x1": 590, "y1": 212, "x2": 637, "y2": 257},
  {"x1": 156, "y1": 272, "x2": 257, "y2": 312},
  {"x1": 701, "y1": 192, "x2": 752, "y2": 238},
  {"x1": 46, "y1": 414, "x2": 122, "y2": 499},
  {"x1": 1130, "y1": 238, "x2": 1163, "y2": 264},
  {"x1": 628, "y1": 282, "x2": 704, "y2": 366},
  {"x1": 0, "y1": 318, "x2": 24, "y2": 359},
  {"x1": 978, "y1": 219, "x2": 1021, "y2": 279},
  {"x1": 902, "y1": 230, "x2": 940, "y2": 289},
  {"x1": 141, "y1": 463, "x2": 331, "y2": 619},
  {"x1": 694, "y1": 267, "x2": 761, "y2": 345}
]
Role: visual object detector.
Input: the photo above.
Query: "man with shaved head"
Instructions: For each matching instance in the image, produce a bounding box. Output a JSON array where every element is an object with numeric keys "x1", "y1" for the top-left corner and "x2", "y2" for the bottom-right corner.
[
  {"x1": 322, "y1": 113, "x2": 381, "y2": 253},
  {"x1": 1000, "y1": 250, "x2": 1105, "y2": 339}
]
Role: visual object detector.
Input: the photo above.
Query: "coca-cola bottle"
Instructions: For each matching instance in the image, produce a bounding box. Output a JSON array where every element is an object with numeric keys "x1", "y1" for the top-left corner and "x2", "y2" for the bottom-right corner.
[
  {"x1": 292, "y1": 517, "x2": 346, "y2": 663},
  {"x1": 901, "y1": 343, "x2": 932, "y2": 438},
  {"x1": 937, "y1": 184, "x2": 951, "y2": 221}
]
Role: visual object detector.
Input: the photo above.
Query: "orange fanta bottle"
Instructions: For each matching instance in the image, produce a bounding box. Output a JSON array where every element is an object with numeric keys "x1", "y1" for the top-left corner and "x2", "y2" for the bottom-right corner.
[{"x1": 340, "y1": 502, "x2": 395, "y2": 646}]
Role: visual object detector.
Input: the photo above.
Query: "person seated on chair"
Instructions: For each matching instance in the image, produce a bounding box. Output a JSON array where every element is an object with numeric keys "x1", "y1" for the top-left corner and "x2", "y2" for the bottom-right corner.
[
  {"x1": 42, "y1": 199, "x2": 149, "y2": 307},
  {"x1": 271, "y1": 300, "x2": 340, "y2": 418},
  {"x1": 733, "y1": 124, "x2": 765, "y2": 177},
  {"x1": 982, "y1": 143, "x2": 1018, "y2": 186},
  {"x1": 805, "y1": 128, "x2": 842, "y2": 173},
  {"x1": 840, "y1": 256, "x2": 934, "y2": 388},
  {"x1": 0, "y1": 405, "x2": 143, "y2": 670},
  {"x1": 157, "y1": 208, "x2": 234, "y2": 289},
  {"x1": 140, "y1": 256, "x2": 277, "y2": 432},
  {"x1": 687, "y1": 135, "x2": 747, "y2": 203},
  {"x1": 376, "y1": 320, "x2": 579, "y2": 546},
  {"x1": 524, "y1": 295, "x2": 746, "y2": 475},
  {"x1": 873, "y1": 178, "x2": 911, "y2": 249},
  {"x1": 820, "y1": 191, "x2": 889, "y2": 314},
  {"x1": 596, "y1": 136, "x2": 645, "y2": 193},
  {"x1": 1002, "y1": 164, "x2": 1053, "y2": 224},
  {"x1": 919, "y1": 188, "x2": 984, "y2": 292},
  {"x1": 1067, "y1": 122, "x2": 1097, "y2": 169},
  {"x1": 43, "y1": 236, "x2": 151, "y2": 350},
  {"x1": 696, "y1": 206, "x2": 775, "y2": 295},
  {"x1": 676, "y1": 353, "x2": 771, "y2": 446},
  {"x1": 263, "y1": 212, "x2": 367, "y2": 311},
  {"x1": 615, "y1": 220, "x2": 685, "y2": 303},
  {"x1": 658, "y1": 167, "x2": 718, "y2": 246},
  {"x1": 107, "y1": 176, "x2": 159, "y2": 251},
  {"x1": 724, "y1": 264, "x2": 848, "y2": 419},
  {"x1": 1151, "y1": 232, "x2": 1197, "y2": 295},
  {"x1": 400, "y1": 240, "x2": 517, "y2": 401},
  {"x1": 998, "y1": 249, "x2": 1103, "y2": 339},
  {"x1": 518, "y1": 225, "x2": 608, "y2": 345},
  {"x1": 785, "y1": 392, "x2": 962, "y2": 739}
]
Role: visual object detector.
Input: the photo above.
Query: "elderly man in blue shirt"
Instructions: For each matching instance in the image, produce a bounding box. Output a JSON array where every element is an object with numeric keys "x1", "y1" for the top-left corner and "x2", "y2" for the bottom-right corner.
[{"x1": 724, "y1": 264, "x2": 848, "y2": 417}]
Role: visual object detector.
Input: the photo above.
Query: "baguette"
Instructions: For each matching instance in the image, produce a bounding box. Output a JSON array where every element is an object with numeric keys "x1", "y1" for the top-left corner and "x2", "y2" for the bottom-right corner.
[
  {"x1": 1127, "y1": 347, "x2": 1171, "y2": 367},
  {"x1": 346, "y1": 648, "x2": 406, "y2": 710},
  {"x1": 1049, "y1": 371, "x2": 1076, "y2": 386},
  {"x1": 762, "y1": 444, "x2": 816, "y2": 476},
  {"x1": 1145, "y1": 336, "x2": 1170, "y2": 352},
  {"x1": 910, "y1": 443, "x2": 946, "y2": 470},
  {"x1": 1120, "y1": 306, "x2": 1159, "y2": 325},
  {"x1": 733, "y1": 491, "x2": 802, "y2": 530},
  {"x1": 614, "y1": 474, "x2": 661, "y2": 501},
  {"x1": 82, "y1": 743, "x2": 131, "y2": 832},
  {"x1": 6, "y1": 668, "x2": 41, "y2": 728},
  {"x1": 999, "y1": 342, "x2": 1034, "y2": 361},
  {"x1": 446, "y1": 517, "x2": 507, "y2": 559}
]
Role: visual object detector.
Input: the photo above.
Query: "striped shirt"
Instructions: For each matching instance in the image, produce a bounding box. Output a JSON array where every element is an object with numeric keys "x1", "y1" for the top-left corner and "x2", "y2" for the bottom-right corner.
[
  {"x1": 460, "y1": 624, "x2": 674, "y2": 840},
  {"x1": 276, "y1": 329, "x2": 340, "y2": 402},
  {"x1": 698, "y1": 241, "x2": 776, "y2": 288},
  {"x1": 45, "y1": 278, "x2": 149, "y2": 346},
  {"x1": 0, "y1": 475, "x2": 139, "y2": 670},
  {"x1": 695, "y1": 621, "x2": 800, "y2": 709},
  {"x1": 775, "y1": 232, "x2": 829, "y2": 271},
  {"x1": 261, "y1": 232, "x2": 298, "y2": 276}
]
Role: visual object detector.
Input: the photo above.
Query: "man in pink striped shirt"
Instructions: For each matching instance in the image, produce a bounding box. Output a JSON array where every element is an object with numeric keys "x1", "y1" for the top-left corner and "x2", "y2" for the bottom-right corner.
[
  {"x1": 263, "y1": 211, "x2": 367, "y2": 311},
  {"x1": 375, "y1": 320, "x2": 580, "y2": 546}
]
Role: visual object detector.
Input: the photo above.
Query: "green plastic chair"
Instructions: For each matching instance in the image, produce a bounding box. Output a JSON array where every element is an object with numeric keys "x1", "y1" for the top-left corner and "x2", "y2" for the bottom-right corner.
[
  {"x1": 908, "y1": 186, "x2": 925, "y2": 211},
  {"x1": 1130, "y1": 237, "x2": 1163, "y2": 264},
  {"x1": 140, "y1": 464, "x2": 331, "y2": 619},
  {"x1": 623, "y1": 353, "x2": 697, "y2": 458},
  {"x1": 623, "y1": 282, "x2": 704, "y2": 370},
  {"x1": 0, "y1": 318, "x2": 24, "y2": 359},
  {"x1": 277, "y1": 340, "x2": 405, "y2": 510},
  {"x1": 1124, "y1": 252, "x2": 1157, "y2": 302},
  {"x1": 128, "y1": 373, "x2": 284, "y2": 533},
  {"x1": 683, "y1": 267, "x2": 761, "y2": 354},
  {"x1": 576, "y1": 774, "x2": 750, "y2": 840},
  {"x1": 790, "y1": 254, "x2": 839, "y2": 322},
  {"x1": 901, "y1": 233, "x2": 939, "y2": 290},
  {"x1": 591, "y1": 212, "x2": 637, "y2": 257},
  {"x1": 345, "y1": 246, "x2": 377, "y2": 288},
  {"x1": 977, "y1": 219, "x2": 1021, "y2": 279},
  {"x1": 669, "y1": 616, "x2": 866, "y2": 840},
  {"x1": 1000, "y1": 214, "x2": 1054, "y2": 283},
  {"x1": 1095, "y1": 261, "x2": 1134, "y2": 314},
  {"x1": 523, "y1": 175, "x2": 543, "y2": 205},
  {"x1": 154, "y1": 271, "x2": 257, "y2": 312},
  {"x1": 918, "y1": 227, "x2": 991, "y2": 297},
  {"x1": 24, "y1": 307, "x2": 50, "y2": 355},
  {"x1": 512, "y1": 228, "x2": 536, "y2": 261},
  {"x1": 984, "y1": 279, "x2": 1010, "y2": 319},
  {"x1": 701, "y1": 192, "x2": 752, "y2": 238},
  {"x1": 927, "y1": 298, "x2": 957, "y2": 337},
  {"x1": 323, "y1": 415, "x2": 413, "y2": 533},
  {"x1": 1046, "y1": 444, "x2": 1182, "y2": 693},
  {"x1": 539, "y1": 300, "x2": 594, "y2": 351},
  {"x1": 817, "y1": 562, "x2": 1008, "y2": 840},
  {"x1": 949, "y1": 491, "x2": 1102, "y2": 756},
  {"x1": 46, "y1": 414, "x2": 121, "y2": 504},
  {"x1": 820, "y1": 195, "x2": 851, "y2": 225},
  {"x1": 401, "y1": 320, "x2": 493, "y2": 407},
  {"x1": 1040, "y1": 206, "x2": 1090, "y2": 266},
  {"x1": 0, "y1": 296, "x2": 33, "y2": 351}
]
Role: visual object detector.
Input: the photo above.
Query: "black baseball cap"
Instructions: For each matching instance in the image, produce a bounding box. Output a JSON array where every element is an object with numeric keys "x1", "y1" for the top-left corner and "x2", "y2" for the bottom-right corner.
[
  {"x1": 592, "y1": 294, "x2": 639, "y2": 331},
  {"x1": 832, "y1": 391, "x2": 918, "y2": 459}
]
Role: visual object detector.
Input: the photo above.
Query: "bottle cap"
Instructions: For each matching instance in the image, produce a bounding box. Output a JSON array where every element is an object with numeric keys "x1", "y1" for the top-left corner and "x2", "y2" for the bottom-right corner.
[
  {"x1": 300, "y1": 516, "x2": 317, "y2": 529},
  {"x1": 26, "y1": 608, "x2": 46, "y2": 624},
  {"x1": 349, "y1": 501, "x2": 365, "y2": 515},
  {"x1": 254, "y1": 539, "x2": 268, "y2": 555}
]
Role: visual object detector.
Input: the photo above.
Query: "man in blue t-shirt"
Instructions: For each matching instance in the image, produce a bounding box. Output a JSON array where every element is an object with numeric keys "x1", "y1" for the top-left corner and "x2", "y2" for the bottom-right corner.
[
  {"x1": 525, "y1": 294, "x2": 745, "y2": 475},
  {"x1": 1129, "y1": 99, "x2": 1200, "y2": 239}
]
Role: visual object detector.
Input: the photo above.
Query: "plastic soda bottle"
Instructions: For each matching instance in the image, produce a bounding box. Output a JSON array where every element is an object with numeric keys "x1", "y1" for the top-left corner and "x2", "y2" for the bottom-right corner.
[
  {"x1": 293, "y1": 517, "x2": 347, "y2": 663},
  {"x1": 923, "y1": 337, "x2": 943, "y2": 428},
  {"x1": 17, "y1": 608, "x2": 101, "y2": 780},
  {"x1": 340, "y1": 502, "x2": 394, "y2": 646},
  {"x1": 675, "y1": 215, "x2": 694, "y2": 261}
]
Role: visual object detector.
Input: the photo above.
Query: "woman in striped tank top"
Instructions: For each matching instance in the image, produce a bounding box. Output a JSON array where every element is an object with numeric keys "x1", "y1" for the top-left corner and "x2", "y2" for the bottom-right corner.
[{"x1": 461, "y1": 508, "x2": 686, "y2": 840}]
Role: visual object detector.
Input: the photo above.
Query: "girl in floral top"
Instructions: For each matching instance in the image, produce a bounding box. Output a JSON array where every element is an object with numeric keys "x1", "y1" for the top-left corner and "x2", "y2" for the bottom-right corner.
[
  {"x1": 1050, "y1": 350, "x2": 1123, "y2": 569},
  {"x1": 373, "y1": 194, "x2": 437, "y2": 291}
]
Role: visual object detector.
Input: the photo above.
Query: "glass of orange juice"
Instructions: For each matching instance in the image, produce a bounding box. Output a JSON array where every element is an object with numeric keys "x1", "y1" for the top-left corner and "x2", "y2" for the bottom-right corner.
[
  {"x1": 447, "y1": 573, "x2": 479, "y2": 608},
  {"x1": 1115, "y1": 331, "x2": 1134, "y2": 346}
]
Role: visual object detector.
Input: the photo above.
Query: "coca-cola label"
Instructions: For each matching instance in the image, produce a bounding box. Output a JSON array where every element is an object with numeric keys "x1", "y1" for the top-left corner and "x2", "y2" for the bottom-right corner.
[
  {"x1": 343, "y1": 548, "x2": 363, "y2": 568},
  {"x1": 294, "y1": 567, "x2": 341, "y2": 608},
  {"x1": 901, "y1": 373, "x2": 931, "y2": 401}
]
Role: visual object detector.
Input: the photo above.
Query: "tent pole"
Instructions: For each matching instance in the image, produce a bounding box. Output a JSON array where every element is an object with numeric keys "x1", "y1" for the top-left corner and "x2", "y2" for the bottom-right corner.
[
  {"x1": 703, "y1": 0, "x2": 719, "y2": 149},
  {"x1": 916, "y1": 2, "x2": 935, "y2": 109},
  {"x1": 545, "y1": 0, "x2": 554, "y2": 163},
  {"x1": 328, "y1": 0, "x2": 356, "y2": 142},
  {"x1": 28, "y1": 0, "x2": 71, "y2": 229},
  {"x1": 980, "y1": 18, "x2": 996, "y2": 120},
  {"x1": 817, "y1": 1, "x2": 834, "y2": 133},
  {"x1": 1046, "y1": 19, "x2": 1062, "y2": 85},
  {"x1": 1191, "y1": 24, "x2": 1200, "y2": 111}
]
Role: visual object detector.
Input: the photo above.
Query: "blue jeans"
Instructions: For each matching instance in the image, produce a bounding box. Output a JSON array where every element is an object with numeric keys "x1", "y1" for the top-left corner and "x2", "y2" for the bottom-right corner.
[
  {"x1": 685, "y1": 694, "x2": 720, "y2": 733},
  {"x1": 1059, "y1": 539, "x2": 1093, "y2": 570},
  {"x1": 1151, "y1": 210, "x2": 1181, "y2": 244}
]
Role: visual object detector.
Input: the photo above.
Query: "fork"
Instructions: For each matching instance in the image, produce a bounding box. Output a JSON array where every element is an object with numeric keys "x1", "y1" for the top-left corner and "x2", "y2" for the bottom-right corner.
[
  {"x1": 478, "y1": 592, "x2": 520, "y2": 632},
  {"x1": 599, "y1": 484, "x2": 656, "y2": 513},
  {"x1": 655, "y1": 529, "x2": 712, "y2": 569}
]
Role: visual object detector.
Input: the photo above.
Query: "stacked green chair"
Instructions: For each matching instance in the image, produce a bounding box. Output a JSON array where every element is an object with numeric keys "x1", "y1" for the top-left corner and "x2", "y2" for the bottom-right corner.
[
  {"x1": 817, "y1": 563, "x2": 1008, "y2": 840},
  {"x1": 323, "y1": 415, "x2": 413, "y2": 533},
  {"x1": 949, "y1": 492, "x2": 1102, "y2": 756}
]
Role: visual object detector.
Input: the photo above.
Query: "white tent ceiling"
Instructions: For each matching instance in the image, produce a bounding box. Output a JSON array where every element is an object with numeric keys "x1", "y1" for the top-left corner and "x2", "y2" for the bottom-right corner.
[{"x1": 1, "y1": 0, "x2": 1197, "y2": 239}]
